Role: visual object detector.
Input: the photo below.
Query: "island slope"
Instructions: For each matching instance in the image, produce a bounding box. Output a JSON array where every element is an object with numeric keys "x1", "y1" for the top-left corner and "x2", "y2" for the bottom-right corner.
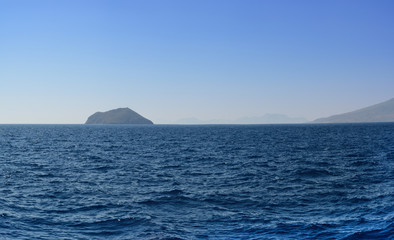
[
  {"x1": 313, "y1": 98, "x2": 394, "y2": 123},
  {"x1": 85, "y1": 108, "x2": 153, "y2": 124}
]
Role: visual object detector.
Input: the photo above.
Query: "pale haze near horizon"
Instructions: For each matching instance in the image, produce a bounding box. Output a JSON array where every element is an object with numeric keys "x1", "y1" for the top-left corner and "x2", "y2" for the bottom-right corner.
[{"x1": 1, "y1": 0, "x2": 393, "y2": 124}]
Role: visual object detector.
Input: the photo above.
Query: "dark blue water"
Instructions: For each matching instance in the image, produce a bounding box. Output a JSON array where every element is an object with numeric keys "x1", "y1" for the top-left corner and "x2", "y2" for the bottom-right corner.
[{"x1": 0, "y1": 124, "x2": 393, "y2": 239}]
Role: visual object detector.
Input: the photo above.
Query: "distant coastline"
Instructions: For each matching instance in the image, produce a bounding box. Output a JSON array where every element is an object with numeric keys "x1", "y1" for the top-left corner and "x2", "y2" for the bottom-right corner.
[{"x1": 313, "y1": 98, "x2": 394, "y2": 123}]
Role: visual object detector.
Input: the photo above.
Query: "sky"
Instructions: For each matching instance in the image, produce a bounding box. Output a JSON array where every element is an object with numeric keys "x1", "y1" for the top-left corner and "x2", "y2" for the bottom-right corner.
[{"x1": 1, "y1": 0, "x2": 394, "y2": 124}]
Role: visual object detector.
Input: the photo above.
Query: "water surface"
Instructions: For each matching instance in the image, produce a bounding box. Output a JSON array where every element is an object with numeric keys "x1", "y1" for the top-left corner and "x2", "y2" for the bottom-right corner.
[{"x1": 0, "y1": 124, "x2": 393, "y2": 239}]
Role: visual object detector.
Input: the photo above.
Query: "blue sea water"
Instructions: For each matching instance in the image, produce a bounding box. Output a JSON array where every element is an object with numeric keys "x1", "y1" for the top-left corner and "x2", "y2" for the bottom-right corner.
[{"x1": 0, "y1": 124, "x2": 393, "y2": 240}]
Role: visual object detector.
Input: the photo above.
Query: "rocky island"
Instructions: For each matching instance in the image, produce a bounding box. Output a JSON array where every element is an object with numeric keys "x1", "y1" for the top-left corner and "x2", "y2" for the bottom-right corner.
[{"x1": 85, "y1": 108, "x2": 153, "y2": 124}]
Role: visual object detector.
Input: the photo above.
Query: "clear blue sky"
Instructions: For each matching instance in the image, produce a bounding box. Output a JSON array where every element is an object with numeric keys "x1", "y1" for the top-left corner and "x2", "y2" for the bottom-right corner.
[{"x1": 1, "y1": 0, "x2": 393, "y2": 123}]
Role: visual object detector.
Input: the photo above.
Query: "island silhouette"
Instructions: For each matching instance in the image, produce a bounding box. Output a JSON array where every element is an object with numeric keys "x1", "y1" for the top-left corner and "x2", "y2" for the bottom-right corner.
[{"x1": 85, "y1": 108, "x2": 153, "y2": 124}]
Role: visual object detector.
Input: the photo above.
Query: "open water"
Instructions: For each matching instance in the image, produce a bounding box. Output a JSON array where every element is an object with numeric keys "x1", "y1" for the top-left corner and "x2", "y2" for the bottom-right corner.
[{"x1": 0, "y1": 124, "x2": 393, "y2": 239}]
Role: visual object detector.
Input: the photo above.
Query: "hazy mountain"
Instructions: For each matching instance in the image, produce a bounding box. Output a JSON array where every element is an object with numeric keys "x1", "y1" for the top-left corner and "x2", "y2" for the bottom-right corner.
[
  {"x1": 174, "y1": 114, "x2": 307, "y2": 124},
  {"x1": 85, "y1": 108, "x2": 153, "y2": 124},
  {"x1": 174, "y1": 118, "x2": 229, "y2": 124},
  {"x1": 313, "y1": 98, "x2": 394, "y2": 123},
  {"x1": 235, "y1": 114, "x2": 308, "y2": 124}
]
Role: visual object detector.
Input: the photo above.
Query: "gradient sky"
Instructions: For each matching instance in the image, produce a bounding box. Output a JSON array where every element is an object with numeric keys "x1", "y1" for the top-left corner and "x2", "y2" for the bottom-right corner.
[{"x1": 1, "y1": 0, "x2": 393, "y2": 124}]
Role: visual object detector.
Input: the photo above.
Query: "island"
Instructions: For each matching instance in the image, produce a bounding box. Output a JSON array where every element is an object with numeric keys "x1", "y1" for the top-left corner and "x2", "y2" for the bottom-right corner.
[{"x1": 85, "y1": 108, "x2": 153, "y2": 124}]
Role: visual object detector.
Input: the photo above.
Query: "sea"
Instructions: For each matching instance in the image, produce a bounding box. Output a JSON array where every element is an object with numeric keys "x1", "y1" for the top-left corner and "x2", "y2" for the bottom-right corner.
[{"x1": 0, "y1": 124, "x2": 393, "y2": 240}]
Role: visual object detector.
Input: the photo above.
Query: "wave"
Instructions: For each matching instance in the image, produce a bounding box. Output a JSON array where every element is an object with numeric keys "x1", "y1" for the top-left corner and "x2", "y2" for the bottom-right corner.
[{"x1": 342, "y1": 222, "x2": 394, "y2": 240}]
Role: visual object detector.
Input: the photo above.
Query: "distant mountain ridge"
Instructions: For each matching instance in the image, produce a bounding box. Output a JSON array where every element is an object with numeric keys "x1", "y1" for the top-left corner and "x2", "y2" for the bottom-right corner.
[
  {"x1": 85, "y1": 108, "x2": 153, "y2": 124},
  {"x1": 174, "y1": 114, "x2": 308, "y2": 124},
  {"x1": 313, "y1": 98, "x2": 394, "y2": 123},
  {"x1": 236, "y1": 114, "x2": 307, "y2": 124}
]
